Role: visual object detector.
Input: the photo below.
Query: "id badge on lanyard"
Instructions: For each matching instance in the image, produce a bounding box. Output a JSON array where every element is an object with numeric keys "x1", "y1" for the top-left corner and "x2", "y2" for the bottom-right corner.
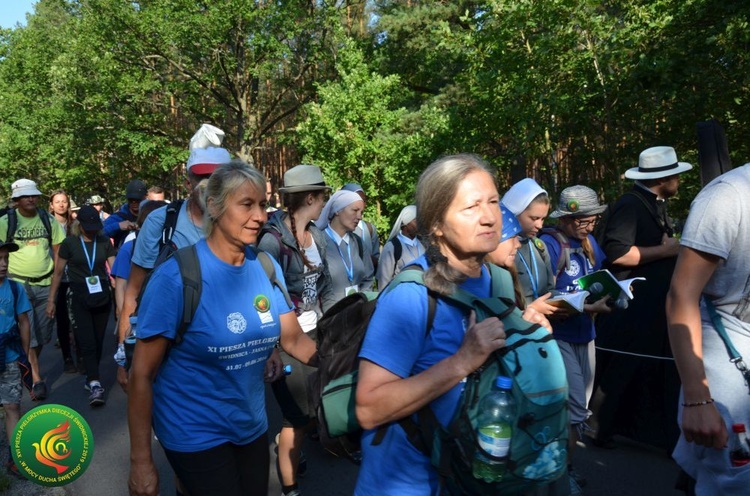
[{"x1": 81, "y1": 237, "x2": 103, "y2": 294}]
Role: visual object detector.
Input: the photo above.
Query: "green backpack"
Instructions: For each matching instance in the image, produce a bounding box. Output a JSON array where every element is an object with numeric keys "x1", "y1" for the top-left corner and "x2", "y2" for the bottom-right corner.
[
  {"x1": 423, "y1": 264, "x2": 570, "y2": 494},
  {"x1": 315, "y1": 263, "x2": 569, "y2": 494}
]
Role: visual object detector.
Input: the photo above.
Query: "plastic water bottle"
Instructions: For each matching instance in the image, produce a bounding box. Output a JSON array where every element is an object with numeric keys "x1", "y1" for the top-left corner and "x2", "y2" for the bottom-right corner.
[
  {"x1": 730, "y1": 423, "x2": 750, "y2": 467},
  {"x1": 472, "y1": 376, "x2": 516, "y2": 482}
]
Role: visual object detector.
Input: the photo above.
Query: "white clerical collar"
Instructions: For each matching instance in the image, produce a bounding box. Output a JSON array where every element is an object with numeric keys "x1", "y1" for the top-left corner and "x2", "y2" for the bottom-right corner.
[
  {"x1": 326, "y1": 227, "x2": 349, "y2": 246},
  {"x1": 397, "y1": 232, "x2": 419, "y2": 247}
]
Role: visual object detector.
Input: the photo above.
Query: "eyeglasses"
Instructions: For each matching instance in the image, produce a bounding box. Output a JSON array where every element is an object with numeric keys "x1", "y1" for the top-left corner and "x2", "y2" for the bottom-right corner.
[{"x1": 573, "y1": 216, "x2": 600, "y2": 229}]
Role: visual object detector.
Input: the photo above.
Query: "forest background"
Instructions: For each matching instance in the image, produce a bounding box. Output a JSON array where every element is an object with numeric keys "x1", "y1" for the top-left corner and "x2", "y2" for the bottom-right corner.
[{"x1": 0, "y1": 0, "x2": 748, "y2": 234}]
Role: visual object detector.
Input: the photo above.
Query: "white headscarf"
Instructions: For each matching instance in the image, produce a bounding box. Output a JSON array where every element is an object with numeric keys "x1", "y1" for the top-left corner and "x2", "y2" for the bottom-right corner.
[
  {"x1": 315, "y1": 190, "x2": 363, "y2": 230},
  {"x1": 501, "y1": 178, "x2": 547, "y2": 216},
  {"x1": 388, "y1": 205, "x2": 417, "y2": 241}
]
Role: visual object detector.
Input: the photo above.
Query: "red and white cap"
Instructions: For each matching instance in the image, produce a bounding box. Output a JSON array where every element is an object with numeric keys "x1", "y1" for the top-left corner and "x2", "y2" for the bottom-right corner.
[{"x1": 186, "y1": 147, "x2": 232, "y2": 175}]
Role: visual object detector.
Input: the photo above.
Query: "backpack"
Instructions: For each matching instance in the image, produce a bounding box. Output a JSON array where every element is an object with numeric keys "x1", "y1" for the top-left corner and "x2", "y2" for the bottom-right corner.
[
  {"x1": 310, "y1": 263, "x2": 569, "y2": 494},
  {"x1": 153, "y1": 199, "x2": 184, "y2": 268},
  {"x1": 539, "y1": 227, "x2": 584, "y2": 277},
  {"x1": 170, "y1": 244, "x2": 292, "y2": 345},
  {"x1": 0, "y1": 280, "x2": 33, "y2": 393},
  {"x1": 5, "y1": 208, "x2": 53, "y2": 245},
  {"x1": 308, "y1": 266, "x2": 437, "y2": 461}
]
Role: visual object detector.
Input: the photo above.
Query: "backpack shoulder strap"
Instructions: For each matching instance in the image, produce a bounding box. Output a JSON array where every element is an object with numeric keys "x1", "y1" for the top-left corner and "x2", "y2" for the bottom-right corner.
[
  {"x1": 258, "y1": 227, "x2": 291, "y2": 274},
  {"x1": 37, "y1": 208, "x2": 53, "y2": 245},
  {"x1": 391, "y1": 237, "x2": 402, "y2": 264},
  {"x1": 9, "y1": 280, "x2": 20, "y2": 319},
  {"x1": 350, "y1": 232, "x2": 364, "y2": 260},
  {"x1": 540, "y1": 227, "x2": 571, "y2": 275},
  {"x1": 160, "y1": 199, "x2": 184, "y2": 251},
  {"x1": 6, "y1": 209, "x2": 17, "y2": 242},
  {"x1": 173, "y1": 244, "x2": 201, "y2": 345},
  {"x1": 623, "y1": 190, "x2": 672, "y2": 235},
  {"x1": 248, "y1": 246, "x2": 293, "y2": 309}
]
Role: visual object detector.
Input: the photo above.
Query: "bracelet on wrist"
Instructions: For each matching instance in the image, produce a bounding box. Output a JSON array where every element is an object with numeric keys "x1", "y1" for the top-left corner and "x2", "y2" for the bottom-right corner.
[{"x1": 681, "y1": 398, "x2": 715, "y2": 408}]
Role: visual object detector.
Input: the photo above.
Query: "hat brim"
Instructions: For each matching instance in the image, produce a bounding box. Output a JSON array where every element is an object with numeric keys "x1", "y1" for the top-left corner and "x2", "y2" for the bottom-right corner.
[
  {"x1": 79, "y1": 221, "x2": 103, "y2": 232},
  {"x1": 624, "y1": 162, "x2": 693, "y2": 180},
  {"x1": 0, "y1": 242, "x2": 19, "y2": 253},
  {"x1": 11, "y1": 187, "x2": 42, "y2": 199},
  {"x1": 188, "y1": 163, "x2": 220, "y2": 176},
  {"x1": 278, "y1": 185, "x2": 332, "y2": 194},
  {"x1": 549, "y1": 204, "x2": 607, "y2": 219}
]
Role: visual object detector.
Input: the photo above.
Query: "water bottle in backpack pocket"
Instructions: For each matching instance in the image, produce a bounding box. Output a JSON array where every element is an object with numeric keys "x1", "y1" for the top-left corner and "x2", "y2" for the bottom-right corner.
[{"x1": 428, "y1": 292, "x2": 570, "y2": 495}]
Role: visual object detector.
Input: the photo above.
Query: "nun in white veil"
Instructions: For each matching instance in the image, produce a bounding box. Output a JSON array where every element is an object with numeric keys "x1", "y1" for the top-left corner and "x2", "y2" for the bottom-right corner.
[
  {"x1": 316, "y1": 190, "x2": 375, "y2": 300},
  {"x1": 376, "y1": 205, "x2": 425, "y2": 289}
]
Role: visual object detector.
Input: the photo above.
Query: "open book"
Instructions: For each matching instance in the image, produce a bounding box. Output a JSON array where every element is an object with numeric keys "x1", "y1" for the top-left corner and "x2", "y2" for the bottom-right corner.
[
  {"x1": 574, "y1": 269, "x2": 645, "y2": 302},
  {"x1": 548, "y1": 291, "x2": 590, "y2": 313}
]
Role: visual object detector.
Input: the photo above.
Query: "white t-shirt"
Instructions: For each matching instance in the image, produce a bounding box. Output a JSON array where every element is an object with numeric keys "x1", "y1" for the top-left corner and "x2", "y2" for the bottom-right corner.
[{"x1": 297, "y1": 239, "x2": 323, "y2": 332}]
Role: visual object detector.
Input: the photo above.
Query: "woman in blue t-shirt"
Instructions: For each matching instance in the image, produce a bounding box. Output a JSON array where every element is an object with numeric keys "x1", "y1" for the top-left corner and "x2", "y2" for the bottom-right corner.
[
  {"x1": 354, "y1": 154, "x2": 509, "y2": 495},
  {"x1": 127, "y1": 161, "x2": 318, "y2": 496},
  {"x1": 539, "y1": 185, "x2": 611, "y2": 490}
]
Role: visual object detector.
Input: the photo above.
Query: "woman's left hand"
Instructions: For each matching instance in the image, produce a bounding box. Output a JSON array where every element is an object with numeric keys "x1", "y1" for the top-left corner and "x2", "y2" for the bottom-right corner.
[
  {"x1": 521, "y1": 306, "x2": 552, "y2": 332},
  {"x1": 264, "y1": 347, "x2": 285, "y2": 383}
]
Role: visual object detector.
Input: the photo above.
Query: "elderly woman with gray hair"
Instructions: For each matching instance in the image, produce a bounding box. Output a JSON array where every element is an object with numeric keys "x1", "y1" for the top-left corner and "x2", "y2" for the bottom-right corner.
[
  {"x1": 127, "y1": 160, "x2": 317, "y2": 496},
  {"x1": 315, "y1": 190, "x2": 374, "y2": 300}
]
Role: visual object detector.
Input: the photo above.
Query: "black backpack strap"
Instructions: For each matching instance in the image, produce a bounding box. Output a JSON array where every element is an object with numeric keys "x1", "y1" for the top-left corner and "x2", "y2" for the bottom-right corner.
[
  {"x1": 5, "y1": 209, "x2": 17, "y2": 242},
  {"x1": 350, "y1": 232, "x2": 364, "y2": 260},
  {"x1": 248, "y1": 246, "x2": 293, "y2": 309},
  {"x1": 173, "y1": 245, "x2": 201, "y2": 345},
  {"x1": 391, "y1": 237, "x2": 402, "y2": 265},
  {"x1": 9, "y1": 280, "x2": 19, "y2": 318},
  {"x1": 37, "y1": 208, "x2": 53, "y2": 245},
  {"x1": 623, "y1": 190, "x2": 673, "y2": 236},
  {"x1": 160, "y1": 199, "x2": 184, "y2": 252}
]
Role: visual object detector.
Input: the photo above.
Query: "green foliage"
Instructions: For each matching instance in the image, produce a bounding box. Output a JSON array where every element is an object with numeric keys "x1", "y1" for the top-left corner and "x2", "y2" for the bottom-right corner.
[
  {"x1": 0, "y1": 0, "x2": 749, "y2": 227},
  {"x1": 298, "y1": 40, "x2": 451, "y2": 234}
]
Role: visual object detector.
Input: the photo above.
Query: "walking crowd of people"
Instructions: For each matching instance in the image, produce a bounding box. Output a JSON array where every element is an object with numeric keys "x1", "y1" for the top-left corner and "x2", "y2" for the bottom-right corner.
[{"x1": 0, "y1": 122, "x2": 747, "y2": 496}]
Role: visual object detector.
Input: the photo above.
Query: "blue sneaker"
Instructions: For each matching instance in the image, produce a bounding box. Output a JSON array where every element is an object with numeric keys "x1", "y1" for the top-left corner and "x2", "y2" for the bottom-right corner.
[{"x1": 88, "y1": 382, "x2": 105, "y2": 406}]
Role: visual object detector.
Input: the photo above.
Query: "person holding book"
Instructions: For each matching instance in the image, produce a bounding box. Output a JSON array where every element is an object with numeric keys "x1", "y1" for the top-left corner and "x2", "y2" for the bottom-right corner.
[
  {"x1": 487, "y1": 204, "x2": 551, "y2": 333},
  {"x1": 501, "y1": 179, "x2": 560, "y2": 317},
  {"x1": 540, "y1": 185, "x2": 612, "y2": 492}
]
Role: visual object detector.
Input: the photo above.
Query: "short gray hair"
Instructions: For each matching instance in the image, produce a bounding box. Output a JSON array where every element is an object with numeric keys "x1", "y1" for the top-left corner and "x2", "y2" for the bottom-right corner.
[{"x1": 201, "y1": 160, "x2": 266, "y2": 237}]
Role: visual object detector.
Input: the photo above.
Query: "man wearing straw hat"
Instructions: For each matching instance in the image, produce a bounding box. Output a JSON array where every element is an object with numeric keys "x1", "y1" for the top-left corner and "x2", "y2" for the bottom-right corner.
[{"x1": 594, "y1": 146, "x2": 692, "y2": 452}]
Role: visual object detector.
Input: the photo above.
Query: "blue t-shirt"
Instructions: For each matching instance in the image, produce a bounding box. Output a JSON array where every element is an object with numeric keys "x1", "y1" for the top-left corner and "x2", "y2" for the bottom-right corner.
[
  {"x1": 111, "y1": 238, "x2": 134, "y2": 280},
  {"x1": 132, "y1": 201, "x2": 204, "y2": 270},
  {"x1": 137, "y1": 239, "x2": 293, "y2": 452},
  {"x1": 0, "y1": 279, "x2": 31, "y2": 363},
  {"x1": 540, "y1": 232, "x2": 605, "y2": 343},
  {"x1": 355, "y1": 257, "x2": 491, "y2": 496}
]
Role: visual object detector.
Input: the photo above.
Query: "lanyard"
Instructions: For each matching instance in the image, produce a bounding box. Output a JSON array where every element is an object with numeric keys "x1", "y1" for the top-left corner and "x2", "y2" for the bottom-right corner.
[
  {"x1": 80, "y1": 236, "x2": 97, "y2": 275},
  {"x1": 517, "y1": 241, "x2": 539, "y2": 299},
  {"x1": 326, "y1": 227, "x2": 354, "y2": 282}
]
